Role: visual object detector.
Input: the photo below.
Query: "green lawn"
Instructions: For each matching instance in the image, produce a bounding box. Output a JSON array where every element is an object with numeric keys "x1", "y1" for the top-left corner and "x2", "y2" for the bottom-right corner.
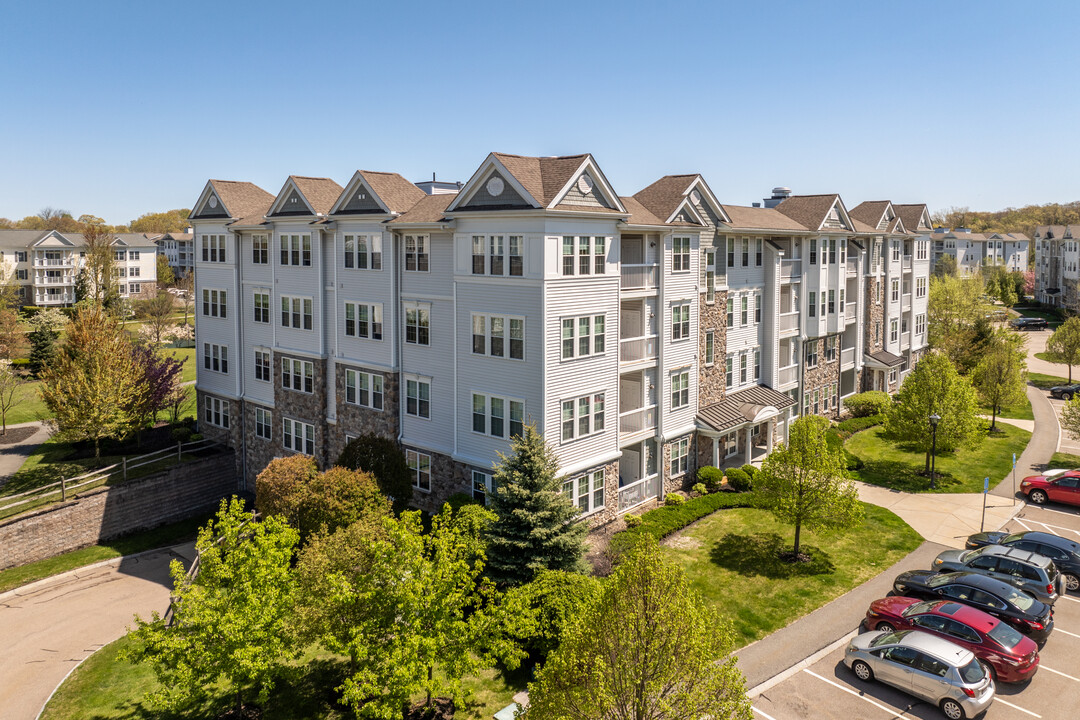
[
  {"x1": 1049, "y1": 452, "x2": 1080, "y2": 470},
  {"x1": 979, "y1": 394, "x2": 1034, "y2": 421},
  {"x1": 846, "y1": 424, "x2": 1031, "y2": 493},
  {"x1": 1028, "y1": 372, "x2": 1070, "y2": 390},
  {"x1": 165, "y1": 346, "x2": 196, "y2": 383},
  {"x1": 664, "y1": 504, "x2": 922, "y2": 648},
  {"x1": 4, "y1": 378, "x2": 47, "y2": 425}
]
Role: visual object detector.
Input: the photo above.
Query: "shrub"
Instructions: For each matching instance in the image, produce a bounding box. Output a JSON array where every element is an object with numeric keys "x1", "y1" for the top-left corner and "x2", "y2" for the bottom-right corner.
[
  {"x1": 725, "y1": 467, "x2": 752, "y2": 492},
  {"x1": 691, "y1": 482, "x2": 707, "y2": 496},
  {"x1": 189, "y1": 433, "x2": 203, "y2": 442},
  {"x1": 835, "y1": 413, "x2": 884, "y2": 438},
  {"x1": 445, "y1": 492, "x2": 481, "y2": 513},
  {"x1": 844, "y1": 391, "x2": 891, "y2": 418},
  {"x1": 665, "y1": 492, "x2": 686, "y2": 506},
  {"x1": 504, "y1": 570, "x2": 602, "y2": 663},
  {"x1": 336, "y1": 433, "x2": 412, "y2": 512},
  {"x1": 697, "y1": 466, "x2": 726, "y2": 492},
  {"x1": 624, "y1": 514, "x2": 643, "y2": 528},
  {"x1": 740, "y1": 464, "x2": 759, "y2": 481},
  {"x1": 170, "y1": 426, "x2": 192, "y2": 443},
  {"x1": 609, "y1": 491, "x2": 763, "y2": 557}
]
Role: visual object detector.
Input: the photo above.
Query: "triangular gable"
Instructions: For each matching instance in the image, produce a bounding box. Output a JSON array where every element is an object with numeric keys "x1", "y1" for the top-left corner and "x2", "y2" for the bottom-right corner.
[
  {"x1": 684, "y1": 176, "x2": 731, "y2": 226},
  {"x1": 892, "y1": 217, "x2": 907, "y2": 234},
  {"x1": 190, "y1": 181, "x2": 230, "y2": 219},
  {"x1": 669, "y1": 197, "x2": 706, "y2": 225},
  {"x1": 877, "y1": 204, "x2": 895, "y2": 231},
  {"x1": 31, "y1": 230, "x2": 76, "y2": 247},
  {"x1": 331, "y1": 171, "x2": 390, "y2": 215},
  {"x1": 548, "y1": 156, "x2": 626, "y2": 213},
  {"x1": 268, "y1": 178, "x2": 316, "y2": 217},
  {"x1": 822, "y1": 197, "x2": 854, "y2": 231},
  {"x1": 447, "y1": 154, "x2": 541, "y2": 212}
]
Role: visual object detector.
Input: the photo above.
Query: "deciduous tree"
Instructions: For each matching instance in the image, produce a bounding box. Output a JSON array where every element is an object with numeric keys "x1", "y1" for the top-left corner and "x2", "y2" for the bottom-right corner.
[
  {"x1": 135, "y1": 290, "x2": 175, "y2": 345},
  {"x1": 336, "y1": 433, "x2": 412, "y2": 512},
  {"x1": 0, "y1": 308, "x2": 23, "y2": 361},
  {"x1": 485, "y1": 425, "x2": 588, "y2": 586},
  {"x1": 127, "y1": 344, "x2": 185, "y2": 436},
  {"x1": 972, "y1": 330, "x2": 1028, "y2": 431},
  {"x1": 156, "y1": 254, "x2": 175, "y2": 287},
  {"x1": 79, "y1": 221, "x2": 119, "y2": 310},
  {"x1": 524, "y1": 538, "x2": 752, "y2": 720},
  {"x1": 756, "y1": 415, "x2": 863, "y2": 559},
  {"x1": 129, "y1": 209, "x2": 191, "y2": 234},
  {"x1": 0, "y1": 361, "x2": 26, "y2": 434},
  {"x1": 1047, "y1": 317, "x2": 1080, "y2": 382},
  {"x1": 928, "y1": 273, "x2": 989, "y2": 366},
  {"x1": 1059, "y1": 395, "x2": 1080, "y2": 441}
]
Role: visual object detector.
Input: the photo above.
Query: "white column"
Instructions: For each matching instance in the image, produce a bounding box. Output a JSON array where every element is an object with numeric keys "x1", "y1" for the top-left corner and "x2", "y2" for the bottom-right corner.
[
  {"x1": 712, "y1": 436, "x2": 720, "y2": 467},
  {"x1": 767, "y1": 422, "x2": 774, "y2": 453}
]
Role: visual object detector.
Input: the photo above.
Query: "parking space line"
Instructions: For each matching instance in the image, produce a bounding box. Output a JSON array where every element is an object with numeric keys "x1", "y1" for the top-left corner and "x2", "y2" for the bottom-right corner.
[
  {"x1": 1030, "y1": 506, "x2": 1080, "y2": 520},
  {"x1": 1054, "y1": 628, "x2": 1080, "y2": 639},
  {"x1": 1057, "y1": 594, "x2": 1080, "y2": 604},
  {"x1": 1026, "y1": 518, "x2": 1080, "y2": 537},
  {"x1": 1042, "y1": 665, "x2": 1080, "y2": 683},
  {"x1": 995, "y1": 697, "x2": 1042, "y2": 718},
  {"x1": 752, "y1": 707, "x2": 780, "y2": 720},
  {"x1": 1015, "y1": 518, "x2": 1034, "y2": 531},
  {"x1": 802, "y1": 669, "x2": 897, "y2": 715}
]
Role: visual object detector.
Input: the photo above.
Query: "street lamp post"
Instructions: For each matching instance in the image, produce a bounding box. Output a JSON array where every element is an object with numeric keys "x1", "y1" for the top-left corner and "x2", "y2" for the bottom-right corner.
[{"x1": 929, "y1": 413, "x2": 941, "y2": 490}]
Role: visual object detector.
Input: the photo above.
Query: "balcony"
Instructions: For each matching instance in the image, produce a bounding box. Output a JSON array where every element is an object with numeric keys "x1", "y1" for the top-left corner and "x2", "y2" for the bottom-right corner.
[
  {"x1": 903, "y1": 255, "x2": 912, "y2": 270},
  {"x1": 621, "y1": 264, "x2": 658, "y2": 291},
  {"x1": 777, "y1": 364, "x2": 798, "y2": 386},
  {"x1": 33, "y1": 257, "x2": 73, "y2": 268},
  {"x1": 902, "y1": 293, "x2": 911, "y2": 311},
  {"x1": 34, "y1": 276, "x2": 73, "y2": 286},
  {"x1": 620, "y1": 335, "x2": 658, "y2": 364},
  {"x1": 781, "y1": 258, "x2": 801, "y2": 280},
  {"x1": 845, "y1": 302, "x2": 857, "y2": 322},
  {"x1": 901, "y1": 331, "x2": 912, "y2": 350},
  {"x1": 619, "y1": 405, "x2": 657, "y2": 435},
  {"x1": 779, "y1": 311, "x2": 799, "y2": 333},
  {"x1": 618, "y1": 474, "x2": 661, "y2": 512},
  {"x1": 841, "y1": 346, "x2": 855, "y2": 367},
  {"x1": 35, "y1": 293, "x2": 72, "y2": 304},
  {"x1": 847, "y1": 258, "x2": 859, "y2": 275}
]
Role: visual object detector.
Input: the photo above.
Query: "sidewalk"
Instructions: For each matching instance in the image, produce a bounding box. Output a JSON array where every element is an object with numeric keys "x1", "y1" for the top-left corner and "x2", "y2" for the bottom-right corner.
[{"x1": 0, "y1": 421, "x2": 50, "y2": 484}]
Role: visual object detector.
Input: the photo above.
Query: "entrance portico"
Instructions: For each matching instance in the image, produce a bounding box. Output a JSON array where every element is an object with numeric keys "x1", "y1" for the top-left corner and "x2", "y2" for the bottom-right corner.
[{"x1": 697, "y1": 385, "x2": 797, "y2": 469}]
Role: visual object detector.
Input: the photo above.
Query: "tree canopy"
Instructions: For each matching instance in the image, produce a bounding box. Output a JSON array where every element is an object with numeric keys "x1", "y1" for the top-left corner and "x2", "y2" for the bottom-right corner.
[
  {"x1": 1047, "y1": 317, "x2": 1080, "y2": 383},
  {"x1": 972, "y1": 329, "x2": 1028, "y2": 431}
]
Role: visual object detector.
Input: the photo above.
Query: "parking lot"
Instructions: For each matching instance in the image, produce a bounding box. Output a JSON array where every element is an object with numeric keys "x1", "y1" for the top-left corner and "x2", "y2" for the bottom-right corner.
[
  {"x1": 1047, "y1": 396, "x2": 1080, "y2": 457},
  {"x1": 750, "y1": 503, "x2": 1080, "y2": 720}
]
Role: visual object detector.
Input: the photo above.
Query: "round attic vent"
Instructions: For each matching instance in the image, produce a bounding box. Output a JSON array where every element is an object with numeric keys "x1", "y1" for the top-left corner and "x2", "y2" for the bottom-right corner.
[
  {"x1": 486, "y1": 177, "x2": 505, "y2": 196},
  {"x1": 577, "y1": 175, "x2": 594, "y2": 194},
  {"x1": 690, "y1": 190, "x2": 701, "y2": 205},
  {"x1": 208, "y1": 196, "x2": 218, "y2": 209}
]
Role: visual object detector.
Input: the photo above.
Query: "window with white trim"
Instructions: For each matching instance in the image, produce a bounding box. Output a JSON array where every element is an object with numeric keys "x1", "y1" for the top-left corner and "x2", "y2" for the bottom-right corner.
[
  {"x1": 671, "y1": 371, "x2": 689, "y2": 409},
  {"x1": 561, "y1": 314, "x2": 605, "y2": 359},
  {"x1": 670, "y1": 437, "x2": 689, "y2": 476},
  {"x1": 345, "y1": 368, "x2": 384, "y2": 409},
  {"x1": 201, "y1": 235, "x2": 226, "y2": 262},
  {"x1": 129, "y1": 282, "x2": 141, "y2": 294},
  {"x1": 828, "y1": 289, "x2": 835, "y2": 314},
  {"x1": 726, "y1": 236, "x2": 735, "y2": 267},
  {"x1": 202, "y1": 343, "x2": 228, "y2": 373},
  {"x1": 740, "y1": 352, "x2": 748, "y2": 383},
  {"x1": 129, "y1": 266, "x2": 140, "y2": 277},
  {"x1": 809, "y1": 238, "x2": 817, "y2": 265},
  {"x1": 283, "y1": 418, "x2": 315, "y2": 455},
  {"x1": 825, "y1": 337, "x2": 837, "y2": 362},
  {"x1": 754, "y1": 348, "x2": 761, "y2": 380},
  {"x1": 404, "y1": 235, "x2": 429, "y2": 271},
  {"x1": 805, "y1": 341, "x2": 818, "y2": 368},
  {"x1": 672, "y1": 304, "x2": 690, "y2": 340},
  {"x1": 889, "y1": 368, "x2": 898, "y2": 384},
  {"x1": 890, "y1": 319, "x2": 899, "y2": 343},
  {"x1": 916, "y1": 277, "x2": 927, "y2": 298},
  {"x1": 916, "y1": 313, "x2": 926, "y2": 336},
  {"x1": 472, "y1": 393, "x2": 525, "y2": 439},
  {"x1": 407, "y1": 450, "x2": 431, "y2": 492},
  {"x1": 725, "y1": 354, "x2": 734, "y2": 388},
  {"x1": 201, "y1": 289, "x2": 227, "y2": 318},
  {"x1": 253, "y1": 289, "x2": 270, "y2": 323},
  {"x1": 561, "y1": 392, "x2": 605, "y2": 442},
  {"x1": 562, "y1": 470, "x2": 605, "y2": 514},
  {"x1": 705, "y1": 330, "x2": 715, "y2": 366},
  {"x1": 741, "y1": 296, "x2": 749, "y2": 326},
  {"x1": 891, "y1": 278, "x2": 899, "y2": 302},
  {"x1": 280, "y1": 295, "x2": 313, "y2": 330},
  {"x1": 405, "y1": 376, "x2": 430, "y2": 418},
  {"x1": 561, "y1": 236, "x2": 607, "y2": 276},
  {"x1": 279, "y1": 234, "x2": 311, "y2": 267},
  {"x1": 724, "y1": 431, "x2": 738, "y2": 457},
  {"x1": 252, "y1": 234, "x2": 268, "y2": 264},
  {"x1": 254, "y1": 349, "x2": 271, "y2": 382},
  {"x1": 756, "y1": 238, "x2": 763, "y2": 266},
  {"x1": 344, "y1": 234, "x2": 382, "y2": 270},
  {"x1": 672, "y1": 237, "x2": 691, "y2": 272},
  {"x1": 131, "y1": 251, "x2": 140, "y2": 261},
  {"x1": 203, "y1": 396, "x2": 229, "y2": 428},
  {"x1": 15, "y1": 251, "x2": 26, "y2": 262},
  {"x1": 704, "y1": 249, "x2": 716, "y2": 303},
  {"x1": 726, "y1": 297, "x2": 735, "y2": 327},
  {"x1": 741, "y1": 237, "x2": 749, "y2": 266},
  {"x1": 472, "y1": 470, "x2": 494, "y2": 504},
  {"x1": 281, "y1": 358, "x2": 314, "y2": 393},
  {"x1": 472, "y1": 314, "x2": 524, "y2": 359},
  {"x1": 809, "y1": 291, "x2": 816, "y2": 318},
  {"x1": 404, "y1": 301, "x2": 430, "y2": 345},
  {"x1": 345, "y1": 302, "x2": 383, "y2": 340},
  {"x1": 254, "y1": 407, "x2": 272, "y2": 440},
  {"x1": 754, "y1": 292, "x2": 761, "y2": 323},
  {"x1": 15, "y1": 269, "x2": 27, "y2": 280}
]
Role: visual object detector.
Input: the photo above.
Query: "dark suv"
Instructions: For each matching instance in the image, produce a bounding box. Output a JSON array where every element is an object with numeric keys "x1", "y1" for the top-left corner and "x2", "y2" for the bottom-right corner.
[
  {"x1": 932, "y1": 545, "x2": 1063, "y2": 604},
  {"x1": 1050, "y1": 384, "x2": 1080, "y2": 401},
  {"x1": 1010, "y1": 317, "x2": 1048, "y2": 330},
  {"x1": 966, "y1": 531, "x2": 1080, "y2": 593}
]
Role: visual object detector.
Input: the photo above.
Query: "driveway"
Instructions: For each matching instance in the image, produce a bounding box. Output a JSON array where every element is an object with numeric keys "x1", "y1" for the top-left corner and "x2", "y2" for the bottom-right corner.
[{"x1": 0, "y1": 543, "x2": 195, "y2": 720}]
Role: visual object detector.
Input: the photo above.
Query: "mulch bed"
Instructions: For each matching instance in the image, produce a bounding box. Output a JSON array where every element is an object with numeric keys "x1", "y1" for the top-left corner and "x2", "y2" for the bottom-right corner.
[
  {"x1": 214, "y1": 706, "x2": 262, "y2": 720},
  {"x1": 404, "y1": 698, "x2": 455, "y2": 720},
  {"x1": 0, "y1": 426, "x2": 38, "y2": 446}
]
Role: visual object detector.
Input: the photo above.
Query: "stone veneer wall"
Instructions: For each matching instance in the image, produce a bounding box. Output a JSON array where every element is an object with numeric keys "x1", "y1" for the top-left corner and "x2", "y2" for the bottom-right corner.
[
  {"x1": 803, "y1": 338, "x2": 842, "y2": 420},
  {"x1": 698, "y1": 289, "x2": 728, "y2": 407},
  {"x1": 195, "y1": 388, "x2": 244, "y2": 479},
  {"x1": 861, "y1": 279, "x2": 885, "y2": 391},
  {"x1": 274, "y1": 352, "x2": 329, "y2": 466},
  {"x1": 128, "y1": 281, "x2": 158, "y2": 301},
  {"x1": 328, "y1": 364, "x2": 400, "y2": 463},
  {"x1": 661, "y1": 433, "x2": 698, "y2": 493},
  {"x1": 404, "y1": 447, "x2": 457, "y2": 513},
  {"x1": 243, "y1": 400, "x2": 279, "y2": 487},
  {"x1": 587, "y1": 461, "x2": 621, "y2": 526}
]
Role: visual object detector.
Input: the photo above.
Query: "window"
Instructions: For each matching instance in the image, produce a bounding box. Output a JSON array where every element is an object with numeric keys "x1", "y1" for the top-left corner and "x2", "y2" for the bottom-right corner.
[
  {"x1": 809, "y1": 238, "x2": 817, "y2": 264},
  {"x1": 489, "y1": 235, "x2": 504, "y2": 275},
  {"x1": 254, "y1": 349, "x2": 271, "y2": 382},
  {"x1": 705, "y1": 331, "x2": 715, "y2": 366},
  {"x1": 472, "y1": 314, "x2": 524, "y2": 359},
  {"x1": 820, "y1": 293, "x2": 826, "y2": 317},
  {"x1": 808, "y1": 291, "x2": 816, "y2": 318},
  {"x1": 509, "y1": 235, "x2": 523, "y2": 276},
  {"x1": 561, "y1": 236, "x2": 607, "y2": 276},
  {"x1": 279, "y1": 234, "x2": 311, "y2": 267},
  {"x1": 130, "y1": 251, "x2": 140, "y2": 261},
  {"x1": 671, "y1": 371, "x2": 689, "y2": 409},
  {"x1": 562, "y1": 470, "x2": 605, "y2": 514},
  {"x1": 889, "y1": 368, "x2": 898, "y2": 384},
  {"x1": 282, "y1": 418, "x2": 315, "y2": 455},
  {"x1": 825, "y1": 336, "x2": 837, "y2": 362},
  {"x1": 756, "y1": 238, "x2": 763, "y2": 266},
  {"x1": 472, "y1": 471, "x2": 493, "y2": 504},
  {"x1": 725, "y1": 354, "x2": 734, "y2": 388},
  {"x1": 561, "y1": 392, "x2": 605, "y2": 441},
  {"x1": 727, "y1": 236, "x2": 735, "y2": 267},
  {"x1": 726, "y1": 297, "x2": 734, "y2": 327},
  {"x1": 754, "y1": 292, "x2": 761, "y2": 323},
  {"x1": 670, "y1": 438, "x2": 689, "y2": 476},
  {"x1": 404, "y1": 301, "x2": 431, "y2": 345},
  {"x1": 281, "y1": 358, "x2": 314, "y2": 393},
  {"x1": 672, "y1": 304, "x2": 690, "y2": 340},
  {"x1": 202, "y1": 343, "x2": 228, "y2": 373},
  {"x1": 118, "y1": 284, "x2": 127, "y2": 294},
  {"x1": 805, "y1": 341, "x2": 818, "y2": 368},
  {"x1": 916, "y1": 277, "x2": 927, "y2": 298},
  {"x1": 15, "y1": 251, "x2": 26, "y2": 262},
  {"x1": 672, "y1": 237, "x2": 691, "y2": 272},
  {"x1": 15, "y1": 269, "x2": 26, "y2": 280},
  {"x1": 472, "y1": 393, "x2": 525, "y2": 438},
  {"x1": 839, "y1": 288, "x2": 845, "y2": 310},
  {"x1": 129, "y1": 282, "x2": 142, "y2": 294},
  {"x1": 890, "y1": 319, "x2": 899, "y2": 343},
  {"x1": 255, "y1": 407, "x2": 272, "y2": 440},
  {"x1": 405, "y1": 376, "x2": 430, "y2": 418},
  {"x1": 891, "y1": 279, "x2": 899, "y2": 302},
  {"x1": 562, "y1": 236, "x2": 574, "y2": 276},
  {"x1": 741, "y1": 237, "x2": 749, "y2": 266},
  {"x1": 253, "y1": 289, "x2": 270, "y2": 323},
  {"x1": 892, "y1": 240, "x2": 901, "y2": 262},
  {"x1": 252, "y1": 234, "x2": 268, "y2": 264},
  {"x1": 828, "y1": 289, "x2": 835, "y2": 314},
  {"x1": 803, "y1": 391, "x2": 811, "y2": 416},
  {"x1": 754, "y1": 348, "x2": 761, "y2": 380},
  {"x1": 345, "y1": 302, "x2": 383, "y2": 340},
  {"x1": 561, "y1": 314, "x2": 605, "y2": 359},
  {"x1": 829, "y1": 238, "x2": 836, "y2": 264},
  {"x1": 201, "y1": 289, "x2": 227, "y2": 318},
  {"x1": 343, "y1": 234, "x2": 382, "y2": 270},
  {"x1": 115, "y1": 250, "x2": 126, "y2": 261},
  {"x1": 407, "y1": 450, "x2": 431, "y2": 492},
  {"x1": 741, "y1": 296, "x2": 748, "y2": 326},
  {"x1": 840, "y1": 241, "x2": 846, "y2": 264},
  {"x1": 916, "y1": 314, "x2": 926, "y2": 335},
  {"x1": 203, "y1": 396, "x2": 229, "y2": 428},
  {"x1": 594, "y1": 237, "x2": 606, "y2": 275},
  {"x1": 345, "y1": 369, "x2": 384, "y2": 410},
  {"x1": 130, "y1": 266, "x2": 140, "y2": 277},
  {"x1": 280, "y1": 295, "x2": 313, "y2": 330},
  {"x1": 704, "y1": 250, "x2": 716, "y2": 303},
  {"x1": 724, "y1": 431, "x2": 738, "y2": 457}
]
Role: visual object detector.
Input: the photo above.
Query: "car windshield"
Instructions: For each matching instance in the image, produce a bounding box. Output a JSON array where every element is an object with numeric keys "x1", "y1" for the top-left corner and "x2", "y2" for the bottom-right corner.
[
  {"x1": 1003, "y1": 587, "x2": 1037, "y2": 612},
  {"x1": 901, "y1": 601, "x2": 939, "y2": 617},
  {"x1": 1003, "y1": 533, "x2": 1024, "y2": 544},
  {"x1": 927, "y1": 573, "x2": 955, "y2": 587},
  {"x1": 986, "y1": 621, "x2": 1024, "y2": 649},
  {"x1": 958, "y1": 658, "x2": 985, "y2": 684},
  {"x1": 870, "y1": 630, "x2": 909, "y2": 647}
]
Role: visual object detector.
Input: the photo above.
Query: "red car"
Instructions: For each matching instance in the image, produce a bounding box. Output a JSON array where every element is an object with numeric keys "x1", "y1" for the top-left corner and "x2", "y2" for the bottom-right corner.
[
  {"x1": 864, "y1": 597, "x2": 1039, "y2": 683},
  {"x1": 1020, "y1": 470, "x2": 1080, "y2": 507}
]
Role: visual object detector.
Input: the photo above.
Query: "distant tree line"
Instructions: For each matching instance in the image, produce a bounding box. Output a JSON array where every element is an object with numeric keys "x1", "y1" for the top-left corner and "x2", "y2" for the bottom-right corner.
[
  {"x1": 0, "y1": 206, "x2": 191, "y2": 234},
  {"x1": 933, "y1": 200, "x2": 1080, "y2": 237}
]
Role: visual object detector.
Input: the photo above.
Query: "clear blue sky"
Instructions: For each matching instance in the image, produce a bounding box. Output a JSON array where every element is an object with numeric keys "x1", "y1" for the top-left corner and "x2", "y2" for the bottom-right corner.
[{"x1": 1, "y1": 0, "x2": 1077, "y2": 225}]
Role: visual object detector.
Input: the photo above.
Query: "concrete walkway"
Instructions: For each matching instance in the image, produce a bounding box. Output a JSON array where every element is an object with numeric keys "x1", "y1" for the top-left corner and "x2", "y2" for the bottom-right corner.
[
  {"x1": 0, "y1": 421, "x2": 51, "y2": 484},
  {"x1": 0, "y1": 542, "x2": 196, "y2": 720}
]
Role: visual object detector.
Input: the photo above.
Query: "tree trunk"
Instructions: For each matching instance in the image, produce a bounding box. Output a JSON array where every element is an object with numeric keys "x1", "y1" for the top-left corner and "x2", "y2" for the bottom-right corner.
[
  {"x1": 94, "y1": 436, "x2": 100, "y2": 459},
  {"x1": 991, "y1": 405, "x2": 998, "y2": 431},
  {"x1": 793, "y1": 521, "x2": 802, "y2": 557},
  {"x1": 426, "y1": 665, "x2": 433, "y2": 708},
  {"x1": 236, "y1": 688, "x2": 243, "y2": 716}
]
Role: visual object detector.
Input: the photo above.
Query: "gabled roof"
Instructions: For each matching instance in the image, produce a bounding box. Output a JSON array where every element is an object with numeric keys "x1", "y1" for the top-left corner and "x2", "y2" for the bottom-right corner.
[
  {"x1": 894, "y1": 204, "x2": 934, "y2": 233},
  {"x1": 774, "y1": 194, "x2": 853, "y2": 232},
  {"x1": 697, "y1": 385, "x2": 797, "y2": 434},
  {"x1": 632, "y1": 175, "x2": 730, "y2": 225},
  {"x1": 849, "y1": 201, "x2": 893, "y2": 230},
  {"x1": 1035, "y1": 225, "x2": 1080, "y2": 240},
  {"x1": 268, "y1": 175, "x2": 342, "y2": 217},
  {"x1": 618, "y1": 197, "x2": 667, "y2": 226},
  {"x1": 387, "y1": 193, "x2": 455, "y2": 225},
  {"x1": 718, "y1": 204, "x2": 808, "y2": 232},
  {"x1": 208, "y1": 180, "x2": 274, "y2": 222},
  {"x1": 331, "y1": 170, "x2": 426, "y2": 216}
]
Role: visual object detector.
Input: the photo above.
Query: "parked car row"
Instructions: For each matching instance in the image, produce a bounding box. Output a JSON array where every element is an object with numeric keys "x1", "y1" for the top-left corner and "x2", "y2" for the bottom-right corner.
[
  {"x1": 1020, "y1": 469, "x2": 1080, "y2": 509},
  {"x1": 846, "y1": 527, "x2": 1079, "y2": 718},
  {"x1": 1010, "y1": 316, "x2": 1048, "y2": 330}
]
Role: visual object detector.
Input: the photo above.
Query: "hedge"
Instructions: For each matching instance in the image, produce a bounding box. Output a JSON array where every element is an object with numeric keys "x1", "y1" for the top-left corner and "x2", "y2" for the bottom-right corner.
[
  {"x1": 610, "y1": 491, "x2": 764, "y2": 556},
  {"x1": 834, "y1": 413, "x2": 884, "y2": 439},
  {"x1": 844, "y1": 391, "x2": 891, "y2": 418}
]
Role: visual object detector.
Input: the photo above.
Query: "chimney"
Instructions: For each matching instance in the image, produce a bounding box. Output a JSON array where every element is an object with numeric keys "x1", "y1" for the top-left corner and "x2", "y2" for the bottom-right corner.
[{"x1": 764, "y1": 186, "x2": 791, "y2": 209}]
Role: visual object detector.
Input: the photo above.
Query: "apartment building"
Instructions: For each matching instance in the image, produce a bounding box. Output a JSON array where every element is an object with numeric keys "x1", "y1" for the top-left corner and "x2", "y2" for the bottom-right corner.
[
  {"x1": 155, "y1": 231, "x2": 194, "y2": 277},
  {"x1": 190, "y1": 153, "x2": 932, "y2": 523},
  {"x1": 1033, "y1": 225, "x2": 1080, "y2": 310},
  {"x1": 0, "y1": 229, "x2": 159, "y2": 305},
  {"x1": 930, "y1": 228, "x2": 1029, "y2": 276}
]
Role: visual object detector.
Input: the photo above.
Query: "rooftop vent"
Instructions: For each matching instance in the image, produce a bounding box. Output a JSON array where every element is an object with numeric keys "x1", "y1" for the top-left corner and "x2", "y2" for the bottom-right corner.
[{"x1": 764, "y1": 186, "x2": 792, "y2": 209}]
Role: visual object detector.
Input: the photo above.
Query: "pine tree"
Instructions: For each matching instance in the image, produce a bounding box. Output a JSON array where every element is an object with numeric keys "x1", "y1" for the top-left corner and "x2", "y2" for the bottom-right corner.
[{"x1": 485, "y1": 425, "x2": 588, "y2": 586}]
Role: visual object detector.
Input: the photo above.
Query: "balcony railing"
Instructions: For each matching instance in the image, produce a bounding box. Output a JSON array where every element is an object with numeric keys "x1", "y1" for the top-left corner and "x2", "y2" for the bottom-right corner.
[
  {"x1": 617, "y1": 474, "x2": 661, "y2": 512},
  {"x1": 902, "y1": 293, "x2": 911, "y2": 311},
  {"x1": 621, "y1": 264, "x2": 658, "y2": 290},
  {"x1": 781, "y1": 258, "x2": 801, "y2": 279},
  {"x1": 779, "y1": 311, "x2": 799, "y2": 332},
  {"x1": 619, "y1": 405, "x2": 657, "y2": 434},
  {"x1": 34, "y1": 258, "x2": 73, "y2": 267},
  {"x1": 34, "y1": 276, "x2": 73, "y2": 286},
  {"x1": 620, "y1": 335, "x2": 658, "y2": 363},
  {"x1": 847, "y1": 258, "x2": 859, "y2": 275},
  {"x1": 841, "y1": 347, "x2": 855, "y2": 366},
  {"x1": 901, "y1": 331, "x2": 912, "y2": 349},
  {"x1": 36, "y1": 293, "x2": 72, "y2": 304},
  {"x1": 778, "y1": 364, "x2": 798, "y2": 386}
]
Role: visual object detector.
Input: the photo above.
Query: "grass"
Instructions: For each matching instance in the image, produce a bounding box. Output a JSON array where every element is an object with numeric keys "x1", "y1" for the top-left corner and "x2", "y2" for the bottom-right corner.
[
  {"x1": 0, "y1": 512, "x2": 212, "y2": 594},
  {"x1": 1049, "y1": 452, "x2": 1080, "y2": 470},
  {"x1": 165, "y1": 346, "x2": 196, "y2": 383},
  {"x1": 1028, "y1": 372, "x2": 1070, "y2": 390},
  {"x1": 979, "y1": 394, "x2": 1034, "y2": 421},
  {"x1": 845, "y1": 423, "x2": 1031, "y2": 493},
  {"x1": 664, "y1": 504, "x2": 922, "y2": 648},
  {"x1": 1014, "y1": 307, "x2": 1064, "y2": 326}
]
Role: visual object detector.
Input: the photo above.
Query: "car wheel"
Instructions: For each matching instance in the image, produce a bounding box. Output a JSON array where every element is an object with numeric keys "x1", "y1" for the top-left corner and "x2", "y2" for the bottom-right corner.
[
  {"x1": 876, "y1": 621, "x2": 896, "y2": 633},
  {"x1": 1030, "y1": 490, "x2": 1048, "y2": 505},
  {"x1": 979, "y1": 660, "x2": 996, "y2": 683},
  {"x1": 941, "y1": 698, "x2": 966, "y2": 720},
  {"x1": 852, "y1": 660, "x2": 873, "y2": 682},
  {"x1": 1064, "y1": 573, "x2": 1080, "y2": 592},
  {"x1": 1064, "y1": 392, "x2": 1073, "y2": 401}
]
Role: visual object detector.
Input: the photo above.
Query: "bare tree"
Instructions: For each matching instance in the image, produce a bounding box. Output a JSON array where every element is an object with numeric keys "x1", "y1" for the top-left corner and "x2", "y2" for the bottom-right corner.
[
  {"x1": 178, "y1": 272, "x2": 194, "y2": 325},
  {"x1": 38, "y1": 207, "x2": 73, "y2": 231},
  {"x1": 80, "y1": 221, "x2": 119, "y2": 309},
  {"x1": 136, "y1": 291, "x2": 176, "y2": 345},
  {"x1": 0, "y1": 362, "x2": 26, "y2": 434}
]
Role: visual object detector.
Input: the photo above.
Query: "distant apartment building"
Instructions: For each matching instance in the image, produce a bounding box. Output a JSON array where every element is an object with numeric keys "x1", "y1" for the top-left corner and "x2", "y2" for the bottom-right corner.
[
  {"x1": 1033, "y1": 225, "x2": 1080, "y2": 310},
  {"x1": 155, "y1": 231, "x2": 194, "y2": 278},
  {"x1": 0, "y1": 229, "x2": 159, "y2": 306},
  {"x1": 930, "y1": 228, "x2": 1029, "y2": 276},
  {"x1": 189, "y1": 153, "x2": 932, "y2": 522}
]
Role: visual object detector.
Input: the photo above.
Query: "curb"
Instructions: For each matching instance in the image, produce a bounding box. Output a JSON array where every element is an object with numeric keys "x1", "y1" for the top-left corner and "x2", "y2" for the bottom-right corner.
[
  {"x1": 747, "y1": 630, "x2": 858, "y2": 699},
  {"x1": 35, "y1": 652, "x2": 97, "y2": 720}
]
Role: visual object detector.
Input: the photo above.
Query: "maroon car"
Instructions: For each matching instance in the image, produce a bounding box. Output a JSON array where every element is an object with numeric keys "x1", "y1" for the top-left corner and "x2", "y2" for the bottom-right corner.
[
  {"x1": 1020, "y1": 470, "x2": 1080, "y2": 507},
  {"x1": 864, "y1": 597, "x2": 1039, "y2": 683}
]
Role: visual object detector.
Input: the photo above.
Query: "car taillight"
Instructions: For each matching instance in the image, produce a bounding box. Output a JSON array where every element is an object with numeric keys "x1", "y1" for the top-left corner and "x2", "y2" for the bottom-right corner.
[
  {"x1": 962, "y1": 687, "x2": 976, "y2": 697},
  {"x1": 1026, "y1": 619, "x2": 1044, "y2": 631},
  {"x1": 1048, "y1": 583, "x2": 1055, "y2": 595}
]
